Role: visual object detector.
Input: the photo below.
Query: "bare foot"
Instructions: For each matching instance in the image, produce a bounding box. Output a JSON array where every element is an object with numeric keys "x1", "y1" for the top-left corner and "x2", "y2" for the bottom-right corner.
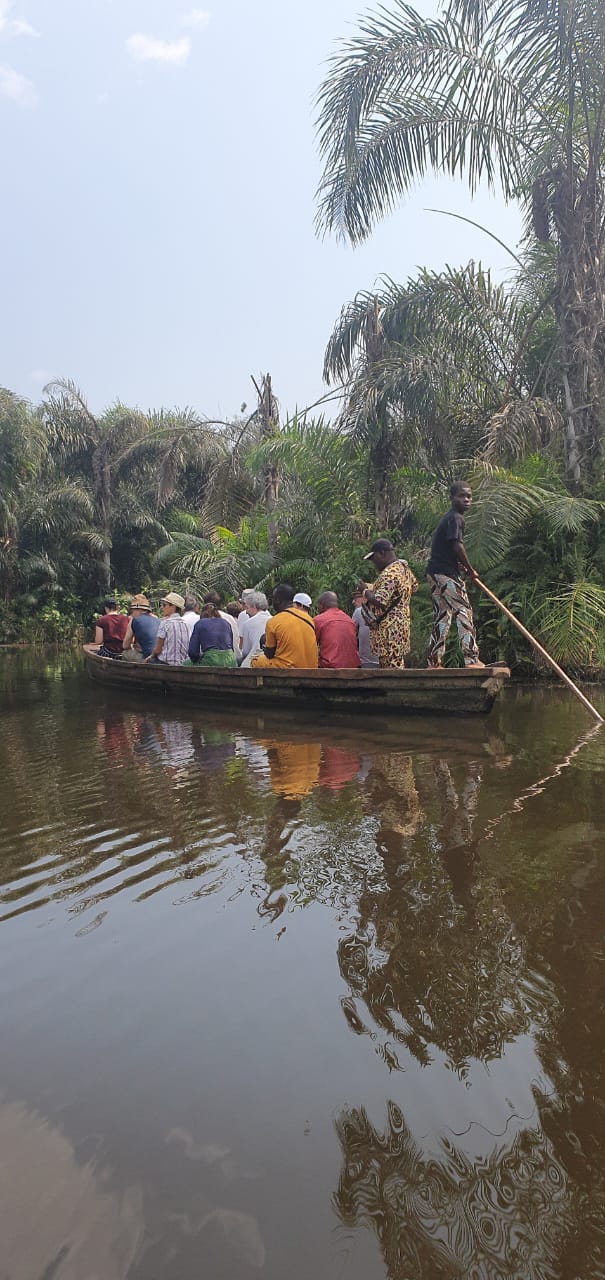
[{"x1": 465, "y1": 661, "x2": 486, "y2": 668}]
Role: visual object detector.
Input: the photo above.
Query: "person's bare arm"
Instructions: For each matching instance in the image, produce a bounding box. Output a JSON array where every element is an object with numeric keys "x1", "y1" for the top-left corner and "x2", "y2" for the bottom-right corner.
[
  {"x1": 94, "y1": 625, "x2": 103, "y2": 645},
  {"x1": 144, "y1": 634, "x2": 164, "y2": 663},
  {"x1": 122, "y1": 621, "x2": 134, "y2": 651},
  {"x1": 452, "y1": 539, "x2": 477, "y2": 579}
]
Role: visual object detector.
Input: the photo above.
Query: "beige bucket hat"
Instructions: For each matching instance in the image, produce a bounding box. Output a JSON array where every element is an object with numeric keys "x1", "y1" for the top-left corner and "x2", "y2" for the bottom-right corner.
[{"x1": 161, "y1": 591, "x2": 185, "y2": 610}]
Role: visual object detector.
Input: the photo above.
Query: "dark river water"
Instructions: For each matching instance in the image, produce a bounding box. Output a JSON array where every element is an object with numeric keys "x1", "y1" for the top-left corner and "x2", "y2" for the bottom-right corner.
[{"x1": 2, "y1": 652, "x2": 605, "y2": 1280}]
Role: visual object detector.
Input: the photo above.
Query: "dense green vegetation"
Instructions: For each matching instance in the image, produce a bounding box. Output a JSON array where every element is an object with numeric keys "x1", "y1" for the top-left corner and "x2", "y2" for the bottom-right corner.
[
  {"x1": 2, "y1": 361, "x2": 605, "y2": 672},
  {"x1": 4, "y1": 0, "x2": 605, "y2": 672}
]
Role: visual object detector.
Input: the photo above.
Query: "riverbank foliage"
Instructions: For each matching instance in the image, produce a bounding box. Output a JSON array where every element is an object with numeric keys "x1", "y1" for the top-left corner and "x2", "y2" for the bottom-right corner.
[
  {"x1": 2, "y1": 360, "x2": 605, "y2": 672},
  {"x1": 4, "y1": 0, "x2": 605, "y2": 672}
]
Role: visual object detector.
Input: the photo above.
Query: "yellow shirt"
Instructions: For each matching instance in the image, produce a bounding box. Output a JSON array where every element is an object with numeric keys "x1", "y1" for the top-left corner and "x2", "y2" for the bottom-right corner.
[{"x1": 251, "y1": 608, "x2": 319, "y2": 669}]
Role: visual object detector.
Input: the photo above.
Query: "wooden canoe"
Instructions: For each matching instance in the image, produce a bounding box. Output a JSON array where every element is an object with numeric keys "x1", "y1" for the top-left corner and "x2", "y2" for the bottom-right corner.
[{"x1": 83, "y1": 646, "x2": 510, "y2": 716}]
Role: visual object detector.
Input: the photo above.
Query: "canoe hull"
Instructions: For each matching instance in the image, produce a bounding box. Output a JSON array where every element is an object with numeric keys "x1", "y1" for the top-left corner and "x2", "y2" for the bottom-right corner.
[{"x1": 83, "y1": 647, "x2": 509, "y2": 716}]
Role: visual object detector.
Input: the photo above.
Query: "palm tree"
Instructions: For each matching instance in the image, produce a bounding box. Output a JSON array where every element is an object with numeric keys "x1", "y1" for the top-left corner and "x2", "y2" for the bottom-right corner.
[
  {"x1": 324, "y1": 263, "x2": 561, "y2": 504},
  {"x1": 324, "y1": 295, "x2": 398, "y2": 526},
  {"x1": 251, "y1": 373, "x2": 281, "y2": 555},
  {"x1": 316, "y1": 0, "x2": 605, "y2": 485},
  {"x1": 0, "y1": 388, "x2": 46, "y2": 601},
  {"x1": 154, "y1": 415, "x2": 372, "y2": 601},
  {"x1": 41, "y1": 381, "x2": 222, "y2": 591}
]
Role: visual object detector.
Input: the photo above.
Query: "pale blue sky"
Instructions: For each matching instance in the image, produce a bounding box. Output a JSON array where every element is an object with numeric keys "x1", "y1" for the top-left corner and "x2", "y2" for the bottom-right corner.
[{"x1": 0, "y1": 0, "x2": 523, "y2": 420}]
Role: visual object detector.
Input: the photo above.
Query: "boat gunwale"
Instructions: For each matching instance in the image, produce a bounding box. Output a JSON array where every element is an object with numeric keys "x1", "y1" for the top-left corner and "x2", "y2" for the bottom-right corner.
[{"x1": 82, "y1": 645, "x2": 510, "y2": 684}]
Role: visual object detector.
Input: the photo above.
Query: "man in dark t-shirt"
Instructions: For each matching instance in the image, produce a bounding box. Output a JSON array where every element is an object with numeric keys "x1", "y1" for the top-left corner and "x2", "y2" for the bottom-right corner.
[{"x1": 426, "y1": 482, "x2": 483, "y2": 668}]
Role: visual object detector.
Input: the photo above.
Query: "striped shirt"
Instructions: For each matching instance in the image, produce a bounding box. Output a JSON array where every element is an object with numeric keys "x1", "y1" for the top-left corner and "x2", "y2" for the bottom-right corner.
[{"x1": 156, "y1": 615, "x2": 190, "y2": 665}]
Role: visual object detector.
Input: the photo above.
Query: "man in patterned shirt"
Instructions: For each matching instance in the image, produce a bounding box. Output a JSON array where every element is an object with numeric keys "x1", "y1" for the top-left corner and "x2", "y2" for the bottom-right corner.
[{"x1": 144, "y1": 592, "x2": 189, "y2": 665}]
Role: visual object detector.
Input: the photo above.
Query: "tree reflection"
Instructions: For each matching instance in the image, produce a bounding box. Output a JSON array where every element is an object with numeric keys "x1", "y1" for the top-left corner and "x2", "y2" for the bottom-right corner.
[
  {"x1": 338, "y1": 750, "x2": 528, "y2": 1074},
  {"x1": 333, "y1": 1101, "x2": 572, "y2": 1280}
]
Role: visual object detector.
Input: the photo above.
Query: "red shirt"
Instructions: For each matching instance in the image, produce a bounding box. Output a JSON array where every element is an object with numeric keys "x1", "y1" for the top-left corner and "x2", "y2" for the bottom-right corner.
[
  {"x1": 314, "y1": 608, "x2": 360, "y2": 669},
  {"x1": 97, "y1": 612, "x2": 129, "y2": 652}
]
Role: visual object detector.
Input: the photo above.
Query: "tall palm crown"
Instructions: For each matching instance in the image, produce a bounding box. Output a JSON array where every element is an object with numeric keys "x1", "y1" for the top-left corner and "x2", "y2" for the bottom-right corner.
[{"x1": 316, "y1": 0, "x2": 605, "y2": 483}]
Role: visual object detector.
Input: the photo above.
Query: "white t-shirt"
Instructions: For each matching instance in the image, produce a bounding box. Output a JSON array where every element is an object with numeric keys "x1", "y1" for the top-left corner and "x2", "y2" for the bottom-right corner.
[
  {"x1": 182, "y1": 609, "x2": 200, "y2": 639},
  {"x1": 240, "y1": 609, "x2": 271, "y2": 659},
  {"x1": 239, "y1": 613, "x2": 252, "y2": 655},
  {"x1": 219, "y1": 610, "x2": 240, "y2": 651}
]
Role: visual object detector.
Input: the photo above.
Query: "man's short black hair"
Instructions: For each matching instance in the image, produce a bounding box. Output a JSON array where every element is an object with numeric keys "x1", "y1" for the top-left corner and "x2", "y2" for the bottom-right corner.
[
  {"x1": 450, "y1": 480, "x2": 470, "y2": 498},
  {"x1": 103, "y1": 598, "x2": 117, "y2": 610},
  {"x1": 273, "y1": 583, "x2": 294, "y2": 607}
]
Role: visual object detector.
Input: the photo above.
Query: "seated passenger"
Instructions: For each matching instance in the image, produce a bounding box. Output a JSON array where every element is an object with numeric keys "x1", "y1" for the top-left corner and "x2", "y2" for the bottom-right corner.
[
  {"x1": 122, "y1": 595, "x2": 159, "y2": 662},
  {"x1": 314, "y1": 591, "x2": 360, "y2": 669},
  {"x1": 95, "y1": 598, "x2": 129, "y2": 658},
  {"x1": 144, "y1": 592, "x2": 189, "y2": 665},
  {"x1": 237, "y1": 590, "x2": 255, "y2": 632},
  {"x1": 203, "y1": 591, "x2": 240, "y2": 652},
  {"x1": 293, "y1": 591, "x2": 312, "y2": 614},
  {"x1": 181, "y1": 594, "x2": 200, "y2": 640},
  {"x1": 251, "y1": 584, "x2": 319, "y2": 670},
  {"x1": 188, "y1": 602, "x2": 237, "y2": 667},
  {"x1": 239, "y1": 591, "x2": 272, "y2": 667}
]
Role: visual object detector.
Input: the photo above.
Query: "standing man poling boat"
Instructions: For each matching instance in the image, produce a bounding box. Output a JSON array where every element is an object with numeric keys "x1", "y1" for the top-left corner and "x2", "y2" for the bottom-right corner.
[
  {"x1": 362, "y1": 539, "x2": 418, "y2": 668},
  {"x1": 426, "y1": 482, "x2": 484, "y2": 669}
]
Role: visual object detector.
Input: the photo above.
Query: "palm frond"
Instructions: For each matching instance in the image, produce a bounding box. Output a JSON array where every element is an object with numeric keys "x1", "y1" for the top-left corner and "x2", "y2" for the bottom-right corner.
[
  {"x1": 483, "y1": 397, "x2": 561, "y2": 461},
  {"x1": 315, "y1": 4, "x2": 532, "y2": 243},
  {"x1": 533, "y1": 580, "x2": 605, "y2": 668}
]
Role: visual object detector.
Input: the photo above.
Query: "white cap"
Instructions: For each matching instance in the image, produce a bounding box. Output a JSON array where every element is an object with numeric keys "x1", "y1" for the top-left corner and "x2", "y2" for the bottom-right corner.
[{"x1": 293, "y1": 592, "x2": 312, "y2": 607}]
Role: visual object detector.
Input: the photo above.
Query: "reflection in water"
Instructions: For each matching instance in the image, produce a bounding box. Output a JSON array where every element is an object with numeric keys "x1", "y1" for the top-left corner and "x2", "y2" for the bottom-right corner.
[
  {"x1": 334, "y1": 1102, "x2": 570, "y2": 1280},
  {"x1": 484, "y1": 720, "x2": 602, "y2": 839},
  {"x1": 3, "y1": 656, "x2": 605, "y2": 1278},
  {"x1": 338, "y1": 751, "x2": 529, "y2": 1074},
  {"x1": 260, "y1": 740, "x2": 322, "y2": 799},
  {"x1": 0, "y1": 1098, "x2": 143, "y2": 1279}
]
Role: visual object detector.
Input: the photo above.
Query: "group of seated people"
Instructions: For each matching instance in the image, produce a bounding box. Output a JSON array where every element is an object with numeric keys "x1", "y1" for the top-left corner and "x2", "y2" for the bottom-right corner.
[{"x1": 95, "y1": 582, "x2": 379, "y2": 671}]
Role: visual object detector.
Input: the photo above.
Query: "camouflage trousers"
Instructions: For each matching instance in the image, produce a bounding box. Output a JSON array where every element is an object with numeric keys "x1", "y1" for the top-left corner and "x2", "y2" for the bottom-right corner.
[{"x1": 427, "y1": 573, "x2": 480, "y2": 667}]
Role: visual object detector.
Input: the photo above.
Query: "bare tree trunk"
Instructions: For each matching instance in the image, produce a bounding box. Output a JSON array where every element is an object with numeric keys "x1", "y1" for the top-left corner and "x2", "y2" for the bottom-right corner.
[
  {"x1": 92, "y1": 442, "x2": 112, "y2": 591},
  {"x1": 371, "y1": 417, "x2": 390, "y2": 528},
  {"x1": 561, "y1": 372, "x2": 582, "y2": 486},
  {"x1": 252, "y1": 373, "x2": 280, "y2": 557},
  {"x1": 366, "y1": 303, "x2": 391, "y2": 527},
  {"x1": 552, "y1": 154, "x2": 605, "y2": 485}
]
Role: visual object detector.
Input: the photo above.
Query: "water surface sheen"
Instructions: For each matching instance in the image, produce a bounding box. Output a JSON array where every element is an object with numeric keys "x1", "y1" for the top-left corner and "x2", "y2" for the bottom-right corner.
[{"x1": 1, "y1": 652, "x2": 605, "y2": 1280}]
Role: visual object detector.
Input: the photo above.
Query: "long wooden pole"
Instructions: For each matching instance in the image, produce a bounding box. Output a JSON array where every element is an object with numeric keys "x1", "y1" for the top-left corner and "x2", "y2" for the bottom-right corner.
[{"x1": 474, "y1": 576, "x2": 604, "y2": 725}]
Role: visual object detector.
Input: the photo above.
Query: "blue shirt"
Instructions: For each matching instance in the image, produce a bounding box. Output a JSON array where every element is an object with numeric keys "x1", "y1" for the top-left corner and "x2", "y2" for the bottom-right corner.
[
  {"x1": 131, "y1": 613, "x2": 160, "y2": 658},
  {"x1": 188, "y1": 616, "x2": 233, "y2": 661}
]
